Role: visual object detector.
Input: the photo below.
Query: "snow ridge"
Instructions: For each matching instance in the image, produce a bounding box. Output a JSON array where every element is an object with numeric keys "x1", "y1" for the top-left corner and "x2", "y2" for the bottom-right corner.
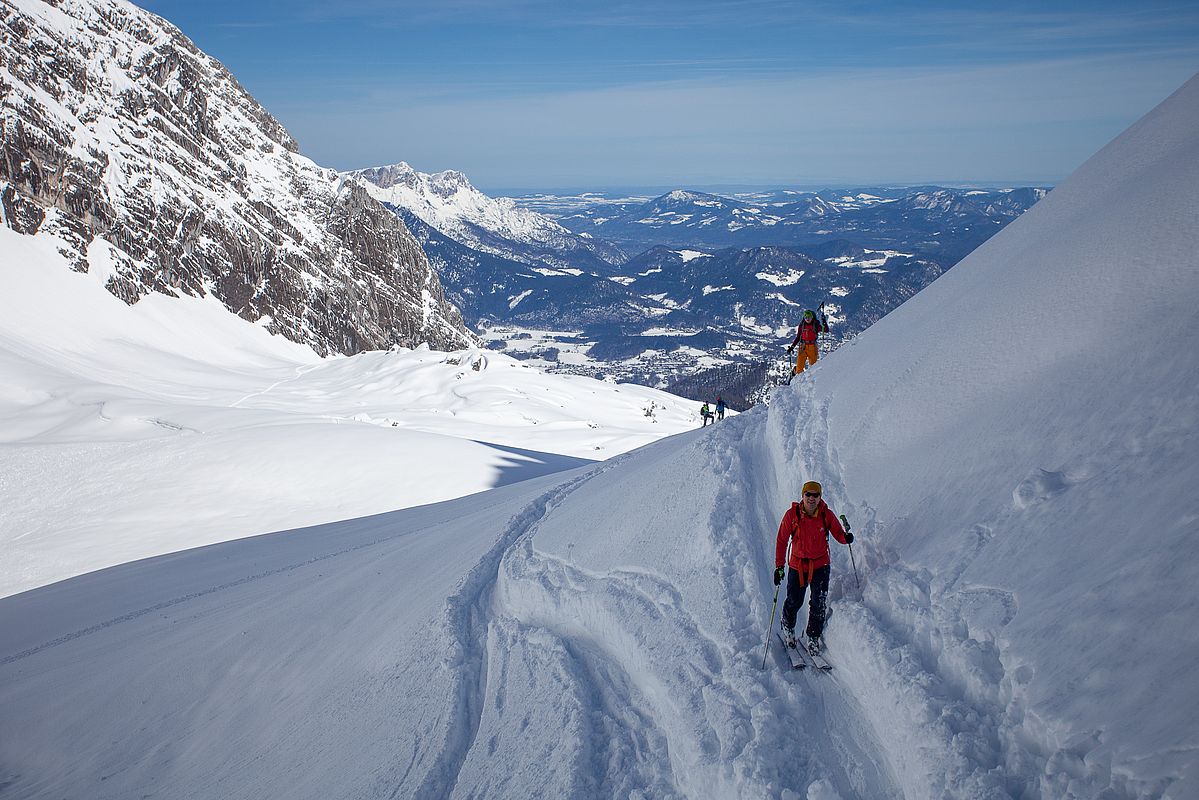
[
  {"x1": 350, "y1": 162, "x2": 566, "y2": 244},
  {"x1": 347, "y1": 162, "x2": 624, "y2": 269}
]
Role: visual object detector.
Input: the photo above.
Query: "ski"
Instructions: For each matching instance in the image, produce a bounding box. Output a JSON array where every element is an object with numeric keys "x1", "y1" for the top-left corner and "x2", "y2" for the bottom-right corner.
[
  {"x1": 777, "y1": 632, "x2": 808, "y2": 669},
  {"x1": 780, "y1": 632, "x2": 834, "y2": 671},
  {"x1": 806, "y1": 646, "x2": 833, "y2": 671},
  {"x1": 780, "y1": 635, "x2": 832, "y2": 671}
]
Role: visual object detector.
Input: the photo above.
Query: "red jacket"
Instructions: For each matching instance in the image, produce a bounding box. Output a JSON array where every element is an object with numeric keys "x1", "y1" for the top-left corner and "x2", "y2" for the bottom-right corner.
[
  {"x1": 790, "y1": 318, "x2": 823, "y2": 347},
  {"x1": 775, "y1": 499, "x2": 848, "y2": 578}
]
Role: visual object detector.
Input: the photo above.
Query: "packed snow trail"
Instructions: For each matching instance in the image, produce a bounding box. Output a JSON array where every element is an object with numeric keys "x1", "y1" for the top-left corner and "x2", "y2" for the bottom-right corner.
[{"x1": 456, "y1": 378, "x2": 1054, "y2": 799}]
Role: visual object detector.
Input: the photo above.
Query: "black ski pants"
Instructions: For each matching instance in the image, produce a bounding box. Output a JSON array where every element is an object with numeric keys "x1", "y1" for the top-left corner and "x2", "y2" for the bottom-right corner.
[{"x1": 781, "y1": 563, "x2": 830, "y2": 639}]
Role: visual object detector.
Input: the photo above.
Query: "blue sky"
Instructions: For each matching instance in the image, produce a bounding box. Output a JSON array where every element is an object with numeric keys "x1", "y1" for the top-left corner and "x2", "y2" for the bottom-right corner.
[{"x1": 138, "y1": 0, "x2": 1199, "y2": 191}]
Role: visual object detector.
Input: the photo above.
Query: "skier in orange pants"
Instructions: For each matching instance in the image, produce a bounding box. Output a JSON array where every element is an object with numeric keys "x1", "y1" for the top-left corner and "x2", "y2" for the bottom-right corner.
[{"x1": 787, "y1": 309, "x2": 826, "y2": 376}]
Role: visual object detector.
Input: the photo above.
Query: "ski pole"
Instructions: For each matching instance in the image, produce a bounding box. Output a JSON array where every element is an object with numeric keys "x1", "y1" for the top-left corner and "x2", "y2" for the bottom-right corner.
[
  {"x1": 819, "y1": 302, "x2": 826, "y2": 354},
  {"x1": 762, "y1": 537, "x2": 794, "y2": 668},
  {"x1": 761, "y1": 579, "x2": 781, "y2": 669},
  {"x1": 840, "y1": 514, "x2": 860, "y2": 591}
]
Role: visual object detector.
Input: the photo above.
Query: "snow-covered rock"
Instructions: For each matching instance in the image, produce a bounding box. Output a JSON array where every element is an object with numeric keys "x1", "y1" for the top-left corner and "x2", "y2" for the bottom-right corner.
[
  {"x1": 347, "y1": 161, "x2": 624, "y2": 270},
  {"x1": 0, "y1": 0, "x2": 473, "y2": 355}
]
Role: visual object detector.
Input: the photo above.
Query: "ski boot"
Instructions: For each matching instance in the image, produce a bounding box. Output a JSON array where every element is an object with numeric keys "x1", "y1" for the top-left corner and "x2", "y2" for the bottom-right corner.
[
  {"x1": 781, "y1": 626, "x2": 797, "y2": 648},
  {"x1": 807, "y1": 635, "x2": 823, "y2": 657}
]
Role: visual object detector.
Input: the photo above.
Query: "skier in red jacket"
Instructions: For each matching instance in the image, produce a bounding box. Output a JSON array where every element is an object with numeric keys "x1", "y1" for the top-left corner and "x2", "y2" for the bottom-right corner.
[
  {"x1": 787, "y1": 309, "x2": 827, "y2": 377},
  {"x1": 773, "y1": 480, "x2": 852, "y2": 655}
]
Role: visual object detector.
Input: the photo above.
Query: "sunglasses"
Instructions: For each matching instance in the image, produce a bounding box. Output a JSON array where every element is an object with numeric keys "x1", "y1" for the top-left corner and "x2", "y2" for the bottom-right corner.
[{"x1": 804, "y1": 492, "x2": 821, "y2": 498}]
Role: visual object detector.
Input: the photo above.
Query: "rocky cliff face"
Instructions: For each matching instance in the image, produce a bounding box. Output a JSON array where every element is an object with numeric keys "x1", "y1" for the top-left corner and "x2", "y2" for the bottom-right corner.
[{"x1": 0, "y1": 0, "x2": 474, "y2": 355}]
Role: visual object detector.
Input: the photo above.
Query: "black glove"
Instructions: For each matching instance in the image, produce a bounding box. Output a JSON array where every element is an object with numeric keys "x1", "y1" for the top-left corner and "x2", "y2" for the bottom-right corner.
[
  {"x1": 786, "y1": 345, "x2": 794, "y2": 355},
  {"x1": 773, "y1": 566, "x2": 785, "y2": 585},
  {"x1": 844, "y1": 531, "x2": 854, "y2": 544}
]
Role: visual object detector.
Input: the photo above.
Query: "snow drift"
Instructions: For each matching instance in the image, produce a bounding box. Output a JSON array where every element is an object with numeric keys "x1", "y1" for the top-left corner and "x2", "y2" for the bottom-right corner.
[{"x1": 0, "y1": 222, "x2": 700, "y2": 599}]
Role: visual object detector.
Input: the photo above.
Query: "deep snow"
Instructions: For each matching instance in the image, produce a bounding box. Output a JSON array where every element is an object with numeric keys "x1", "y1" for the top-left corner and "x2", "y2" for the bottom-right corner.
[
  {"x1": 2, "y1": 71, "x2": 1199, "y2": 800},
  {"x1": 0, "y1": 225, "x2": 702, "y2": 598}
]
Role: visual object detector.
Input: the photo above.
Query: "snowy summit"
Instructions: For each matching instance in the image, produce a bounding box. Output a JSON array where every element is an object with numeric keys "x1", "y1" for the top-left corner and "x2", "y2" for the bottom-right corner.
[{"x1": 348, "y1": 162, "x2": 581, "y2": 251}]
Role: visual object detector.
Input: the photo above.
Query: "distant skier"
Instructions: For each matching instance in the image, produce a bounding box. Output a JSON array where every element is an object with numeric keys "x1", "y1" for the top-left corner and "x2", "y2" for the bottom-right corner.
[
  {"x1": 715, "y1": 396, "x2": 726, "y2": 420},
  {"x1": 700, "y1": 402, "x2": 713, "y2": 427},
  {"x1": 786, "y1": 309, "x2": 828, "y2": 377},
  {"x1": 773, "y1": 481, "x2": 852, "y2": 655}
]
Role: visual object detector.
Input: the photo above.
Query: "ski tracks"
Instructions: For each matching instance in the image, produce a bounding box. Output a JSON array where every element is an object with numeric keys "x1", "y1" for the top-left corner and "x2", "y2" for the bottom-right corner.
[
  {"x1": 419, "y1": 376, "x2": 1121, "y2": 798},
  {"x1": 496, "y1": 541, "x2": 731, "y2": 798},
  {"x1": 771, "y1": 381, "x2": 1168, "y2": 799},
  {"x1": 426, "y1": 472, "x2": 757, "y2": 797},
  {"x1": 765, "y1": 380, "x2": 1022, "y2": 797},
  {"x1": 410, "y1": 458, "x2": 738, "y2": 799},
  {"x1": 419, "y1": 418, "x2": 842, "y2": 798},
  {"x1": 402, "y1": 469, "x2": 602, "y2": 800}
]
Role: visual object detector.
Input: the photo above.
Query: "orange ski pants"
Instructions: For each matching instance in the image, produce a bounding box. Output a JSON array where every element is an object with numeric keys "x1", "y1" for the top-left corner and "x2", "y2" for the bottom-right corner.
[{"x1": 793, "y1": 343, "x2": 819, "y2": 374}]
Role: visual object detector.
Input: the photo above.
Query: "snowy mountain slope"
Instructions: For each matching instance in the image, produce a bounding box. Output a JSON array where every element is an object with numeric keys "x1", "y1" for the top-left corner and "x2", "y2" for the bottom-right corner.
[
  {"x1": 798, "y1": 71, "x2": 1199, "y2": 797},
  {"x1": 348, "y1": 162, "x2": 624, "y2": 272},
  {"x1": 0, "y1": 469, "x2": 592, "y2": 798},
  {"x1": 0, "y1": 223, "x2": 700, "y2": 598},
  {"x1": 1, "y1": 0, "x2": 472, "y2": 355},
  {"x1": 3, "y1": 60, "x2": 1197, "y2": 800},
  {"x1": 0, "y1": 413, "x2": 916, "y2": 800},
  {"x1": 396, "y1": 206, "x2": 654, "y2": 332}
]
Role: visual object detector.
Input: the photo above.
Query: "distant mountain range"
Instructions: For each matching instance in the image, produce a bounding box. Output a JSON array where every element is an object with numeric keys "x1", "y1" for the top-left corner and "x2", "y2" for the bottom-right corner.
[
  {"x1": 348, "y1": 165, "x2": 1048, "y2": 405},
  {"x1": 553, "y1": 186, "x2": 1048, "y2": 264}
]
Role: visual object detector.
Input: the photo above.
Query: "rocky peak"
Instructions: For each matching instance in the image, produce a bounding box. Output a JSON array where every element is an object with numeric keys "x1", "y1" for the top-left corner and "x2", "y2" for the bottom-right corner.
[
  {"x1": 1, "y1": 0, "x2": 475, "y2": 355},
  {"x1": 346, "y1": 161, "x2": 625, "y2": 270},
  {"x1": 429, "y1": 169, "x2": 471, "y2": 197},
  {"x1": 353, "y1": 162, "x2": 421, "y2": 191}
]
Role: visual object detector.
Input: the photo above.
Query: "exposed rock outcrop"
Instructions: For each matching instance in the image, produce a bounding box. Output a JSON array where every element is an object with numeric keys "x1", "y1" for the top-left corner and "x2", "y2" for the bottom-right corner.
[{"x1": 1, "y1": 0, "x2": 475, "y2": 354}]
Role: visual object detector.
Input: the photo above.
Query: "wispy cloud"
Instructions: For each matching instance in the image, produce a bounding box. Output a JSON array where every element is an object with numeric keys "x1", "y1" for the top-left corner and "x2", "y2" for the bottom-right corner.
[
  {"x1": 139, "y1": 0, "x2": 1199, "y2": 187},
  {"x1": 288, "y1": 0, "x2": 807, "y2": 28},
  {"x1": 285, "y1": 0, "x2": 1199, "y2": 42},
  {"x1": 210, "y1": 21, "x2": 281, "y2": 30},
  {"x1": 278, "y1": 54, "x2": 1198, "y2": 187}
]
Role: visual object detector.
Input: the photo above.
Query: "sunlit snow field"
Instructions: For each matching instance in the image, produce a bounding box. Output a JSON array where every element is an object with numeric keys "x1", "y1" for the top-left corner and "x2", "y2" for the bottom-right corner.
[{"x1": 0, "y1": 227, "x2": 702, "y2": 597}]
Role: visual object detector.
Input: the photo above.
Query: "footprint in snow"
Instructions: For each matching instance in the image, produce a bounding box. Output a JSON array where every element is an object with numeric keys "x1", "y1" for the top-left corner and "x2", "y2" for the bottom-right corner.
[{"x1": 1012, "y1": 468, "x2": 1070, "y2": 510}]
